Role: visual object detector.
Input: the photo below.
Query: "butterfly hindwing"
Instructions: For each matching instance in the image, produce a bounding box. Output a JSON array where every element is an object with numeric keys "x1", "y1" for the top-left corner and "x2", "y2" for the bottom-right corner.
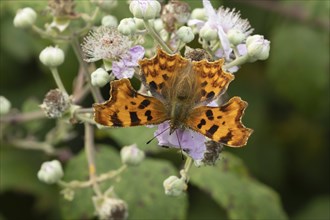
[
  {"x1": 193, "y1": 59, "x2": 234, "y2": 103},
  {"x1": 93, "y1": 79, "x2": 168, "y2": 127},
  {"x1": 186, "y1": 96, "x2": 253, "y2": 147},
  {"x1": 139, "y1": 48, "x2": 190, "y2": 98}
]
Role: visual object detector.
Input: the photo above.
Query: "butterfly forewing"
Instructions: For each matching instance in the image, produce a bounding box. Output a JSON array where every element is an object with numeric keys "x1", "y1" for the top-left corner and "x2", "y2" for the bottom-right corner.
[
  {"x1": 94, "y1": 79, "x2": 168, "y2": 127},
  {"x1": 139, "y1": 48, "x2": 190, "y2": 99},
  {"x1": 193, "y1": 59, "x2": 235, "y2": 104},
  {"x1": 186, "y1": 96, "x2": 253, "y2": 147}
]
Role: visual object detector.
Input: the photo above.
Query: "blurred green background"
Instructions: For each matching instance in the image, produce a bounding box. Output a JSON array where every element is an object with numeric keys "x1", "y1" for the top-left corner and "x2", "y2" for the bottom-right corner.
[{"x1": 0, "y1": 0, "x2": 329, "y2": 219}]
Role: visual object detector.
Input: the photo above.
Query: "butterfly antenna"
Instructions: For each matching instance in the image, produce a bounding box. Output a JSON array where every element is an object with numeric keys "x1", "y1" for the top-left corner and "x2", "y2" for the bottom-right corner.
[
  {"x1": 175, "y1": 130, "x2": 185, "y2": 160},
  {"x1": 146, "y1": 126, "x2": 170, "y2": 144}
]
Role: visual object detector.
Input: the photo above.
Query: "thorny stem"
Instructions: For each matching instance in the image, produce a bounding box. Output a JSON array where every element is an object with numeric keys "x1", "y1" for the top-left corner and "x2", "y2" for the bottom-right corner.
[
  {"x1": 50, "y1": 67, "x2": 68, "y2": 95},
  {"x1": 8, "y1": 139, "x2": 55, "y2": 154},
  {"x1": 143, "y1": 20, "x2": 173, "y2": 54},
  {"x1": 58, "y1": 165, "x2": 127, "y2": 189},
  {"x1": 31, "y1": 25, "x2": 70, "y2": 41},
  {"x1": 84, "y1": 123, "x2": 102, "y2": 197},
  {"x1": 70, "y1": 37, "x2": 104, "y2": 103},
  {"x1": 180, "y1": 157, "x2": 193, "y2": 182}
]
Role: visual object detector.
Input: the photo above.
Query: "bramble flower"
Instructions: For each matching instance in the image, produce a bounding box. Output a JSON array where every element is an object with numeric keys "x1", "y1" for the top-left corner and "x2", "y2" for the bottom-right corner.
[
  {"x1": 37, "y1": 160, "x2": 64, "y2": 184},
  {"x1": 189, "y1": 0, "x2": 253, "y2": 60},
  {"x1": 112, "y1": 45, "x2": 145, "y2": 79},
  {"x1": 155, "y1": 122, "x2": 207, "y2": 160},
  {"x1": 161, "y1": 0, "x2": 190, "y2": 32},
  {"x1": 81, "y1": 26, "x2": 131, "y2": 62}
]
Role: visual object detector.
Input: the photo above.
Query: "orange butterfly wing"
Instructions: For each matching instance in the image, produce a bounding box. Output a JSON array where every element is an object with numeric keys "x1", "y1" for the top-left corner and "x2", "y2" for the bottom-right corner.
[
  {"x1": 139, "y1": 48, "x2": 189, "y2": 98},
  {"x1": 186, "y1": 97, "x2": 253, "y2": 147},
  {"x1": 93, "y1": 79, "x2": 168, "y2": 127},
  {"x1": 192, "y1": 59, "x2": 234, "y2": 104}
]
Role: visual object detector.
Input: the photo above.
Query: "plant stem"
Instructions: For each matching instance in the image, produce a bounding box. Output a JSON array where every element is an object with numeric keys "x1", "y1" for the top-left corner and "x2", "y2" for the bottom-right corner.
[
  {"x1": 70, "y1": 37, "x2": 104, "y2": 103},
  {"x1": 50, "y1": 67, "x2": 68, "y2": 95},
  {"x1": 143, "y1": 20, "x2": 173, "y2": 54},
  {"x1": 223, "y1": 54, "x2": 249, "y2": 70},
  {"x1": 84, "y1": 122, "x2": 102, "y2": 197},
  {"x1": 58, "y1": 165, "x2": 127, "y2": 189},
  {"x1": 0, "y1": 110, "x2": 45, "y2": 123}
]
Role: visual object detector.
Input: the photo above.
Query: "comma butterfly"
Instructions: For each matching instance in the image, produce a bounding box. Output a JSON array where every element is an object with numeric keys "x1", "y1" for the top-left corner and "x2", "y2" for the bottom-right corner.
[{"x1": 93, "y1": 48, "x2": 252, "y2": 147}]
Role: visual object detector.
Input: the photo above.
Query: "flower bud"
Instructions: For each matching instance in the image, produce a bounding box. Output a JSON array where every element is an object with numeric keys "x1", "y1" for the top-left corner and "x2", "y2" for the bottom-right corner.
[
  {"x1": 96, "y1": 197, "x2": 128, "y2": 220},
  {"x1": 246, "y1": 35, "x2": 270, "y2": 61},
  {"x1": 129, "y1": 0, "x2": 161, "y2": 20},
  {"x1": 39, "y1": 46, "x2": 65, "y2": 68},
  {"x1": 91, "y1": 68, "x2": 111, "y2": 87},
  {"x1": 37, "y1": 160, "x2": 64, "y2": 184},
  {"x1": 163, "y1": 176, "x2": 187, "y2": 197},
  {"x1": 13, "y1": 7, "x2": 37, "y2": 28},
  {"x1": 0, "y1": 96, "x2": 11, "y2": 115},
  {"x1": 92, "y1": 0, "x2": 118, "y2": 12},
  {"x1": 120, "y1": 144, "x2": 145, "y2": 166},
  {"x1": 191, "y1": 8, "x2": 206, "y2": 21},
  {"x1": 199, "y1": 24, "x2": 218, "y2": 41},
  {"x1": 134, "y1": 18, "x2": 145, "y2": 30},
  {"x1": 102, "y1": 15, "x2": 118, "y2": 27},
  {"x1": 118, "y1": 18, "x2": 137, "y2": 35},
  {"x1": 227, "y1": 29, "x2": 246, "y2": 46},
  {"x1": 177, "y1": 26, "x2": 194, "y2": 43},
  {"x1": 153, "y1": 19, "x2": 164, "y2": 32}
]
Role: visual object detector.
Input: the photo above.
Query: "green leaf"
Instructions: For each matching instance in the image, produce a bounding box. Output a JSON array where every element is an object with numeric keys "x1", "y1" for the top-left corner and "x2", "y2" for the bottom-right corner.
[
  {"x1": 115, "y1": 158, "x2": 187, "y2": 220},
  {"x1": 96, "y1": 126, "x2": 162, "y2": 153},
  {"x1": 267, "y1": 25, "x2": 329, "y2": 116},
  {"x1": 293, "y1": 196, "x2": 330, "y2": 220},
  {"x1": 190, "y1": 152, "x2": 288, "y2": 220},
  {"x1": 60, "y1": 146, "x2": 187, "y2": 220}
]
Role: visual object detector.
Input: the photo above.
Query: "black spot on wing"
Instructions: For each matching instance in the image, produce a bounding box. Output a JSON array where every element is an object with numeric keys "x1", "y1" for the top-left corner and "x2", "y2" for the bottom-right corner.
[
  {"x1": 206, "y1": 110, "x2": 214, "y2": 120},
  {"x1": 197, "y1": 119, "x2": 206, "y2": 129},
  {"x1": 206, "y1": 125, "x2": 219, "y2": 137},
  {"x1": 219, "y1": 131, "x2": 233, "y2": 144},
  {"x1": 206, "y1": 91, "x2": 215, "y2": 99},
  {"x1": 110, "y1": 112, "x2": 123, "y2": 126},
  {"x1": 162, "y1": 74, "x2": 169, "y2": 80},
  {"x1": 129, "y1": 112, "x2": 141, "y2": 125},
  {"x1": 201, "y1": 81, "x2": 207, "y2": 87},
  {"x1": 138, "y1": 99, "x2": 151, "y2": 109},
  {"x1": 150, "y1": 81, "x2": 158, "y2": 90},
  {"x1": 145, "y1": 110, "x2": 153, "y2": 121},
  {"x1": 130, "y1": 101, "x2": 137, "y2": 105}
]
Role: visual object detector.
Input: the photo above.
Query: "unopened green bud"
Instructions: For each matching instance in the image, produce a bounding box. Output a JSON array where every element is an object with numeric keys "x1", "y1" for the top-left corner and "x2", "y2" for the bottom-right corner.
[
  {"x1": 91, "y1": 68, "x2": 111, "y2": 87},
  {"x1": 39, "y1": 46, "x2": 65, "y2": 68},
  {"x1": 13, "y1": 7, "x2": 37, "y2": 28},
  {"x1": 246, "y1": 35, "x2": 270, "y2": 62},
  {"x1": 118, "y1": 18, "x2": 137, "y2": 35},
  {"x1": 0, "y1": 96, "x2": 11, "y2": 115},
  {"x1": 92, "y1": 0, "x2": 118, "y2": 12},
  {"x1": 177, "y1": 26, "x2": 194, "y2": 43},
  {"x1": 120, "y1": 144, "x2": 145, "y2": 166},
  {"x1": 102, "y1": 15, "x2": 118, "y2": 27},
  {"x1": 191, "y1": 8, "x2": 206, "y2": 21},
  {"x1": 134, "y1": 18, "x2": 145, "y2": 30},
  {"x1": 37, "y1": 160, "x2": 63, "y2": 184},
  {"x1": 153, "y1": 19, "x2": 164, "y2": 32},
  {"x1": 199, "y1": 24, "x2": 218, "y2": 41},
  {"x1": 129, "y1": 0, "x2": 161, "y2": 20},
  {"x1": 227, "y1": 29, "x2": 245, "y2": 45},
  {"x1": 163, "y1": 176, "x2": 187, "y2": 197},
  {"x1": 96, "y1": 197, "x2": 128, "y2": 220}
]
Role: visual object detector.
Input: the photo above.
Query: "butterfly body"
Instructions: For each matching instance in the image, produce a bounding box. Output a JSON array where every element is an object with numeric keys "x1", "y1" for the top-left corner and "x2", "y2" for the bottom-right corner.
[{"x1": 94, "y1": 48, "x2": 253, "y2": 147}]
